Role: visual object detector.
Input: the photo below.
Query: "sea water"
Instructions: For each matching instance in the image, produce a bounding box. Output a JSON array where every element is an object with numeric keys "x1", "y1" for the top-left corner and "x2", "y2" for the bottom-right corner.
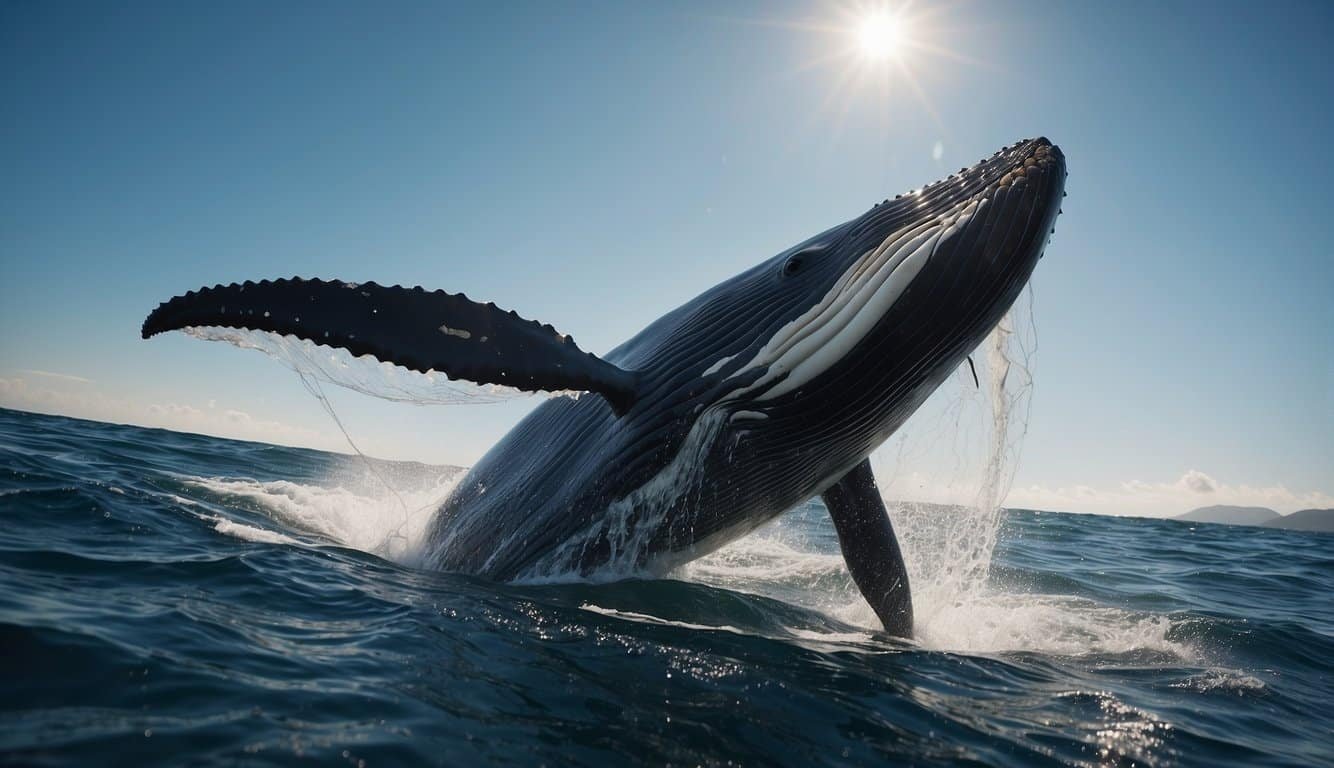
[{"x1": 2, "y1": 407, "x2": 1331, "y2": 766}]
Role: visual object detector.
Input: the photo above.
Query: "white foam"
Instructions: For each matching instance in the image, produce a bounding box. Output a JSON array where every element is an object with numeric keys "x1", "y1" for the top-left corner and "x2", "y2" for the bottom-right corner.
[
  {"x1": 182, "y1": 466, "x2": 460, "y2": 564},
  {"x1": 208, "y1": 516, "x2": 301, "y2": 546},
  {"x1": 912, "y1": 592, "x2": 1184, "y2": 656},
  {"x1": 1172, "y1": 670, "x2": 1265, "y2": 693},
  {"x1": 579, "y1": 604, "x2": 751, "y2": 636},
  {"x1": 680, "y1": 522, "x2": 1188, "y2": 657},
  {"x1": 185, "y1": 457, "x2": 1190, "y2": 658}
]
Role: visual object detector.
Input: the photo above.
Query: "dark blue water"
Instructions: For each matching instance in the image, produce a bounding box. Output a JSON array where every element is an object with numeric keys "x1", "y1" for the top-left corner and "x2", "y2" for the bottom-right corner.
[{"x1": 2, "y1": 406, "x2": 1331, "y2": 766}]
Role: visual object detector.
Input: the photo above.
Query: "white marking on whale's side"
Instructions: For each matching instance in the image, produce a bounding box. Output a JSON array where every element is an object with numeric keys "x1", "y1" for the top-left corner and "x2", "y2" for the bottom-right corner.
[
  {"x1": 730, "y1": 410, "x2": 768, "y2": 422},
  {"x1": 725, "y1": 197, "x2": 985, "y2": 402},
  {"x1": 701, "y1": 353, "x2": 736, "y2": 377}
]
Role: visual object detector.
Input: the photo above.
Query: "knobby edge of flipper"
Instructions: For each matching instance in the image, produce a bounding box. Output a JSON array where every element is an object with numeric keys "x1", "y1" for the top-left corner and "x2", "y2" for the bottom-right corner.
[
  {"x1": 142, "y1": 277, "x2": 640, "y2": 414},
  {"x1": 821, "y1": 458, "x2": 914, "y2": 638}
]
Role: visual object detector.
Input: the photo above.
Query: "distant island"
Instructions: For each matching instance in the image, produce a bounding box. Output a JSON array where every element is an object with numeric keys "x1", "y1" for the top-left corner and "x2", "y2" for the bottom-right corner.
[
  {"x1": 1175, "y1": 505, "x2": 1280, "y2": 526},
  {"x1": 1264, "y1": 508, "x2": 1334, "y2": 532},
  {"x1": 1174, "y1": 504, "x2": 1334, "y2": 532}
]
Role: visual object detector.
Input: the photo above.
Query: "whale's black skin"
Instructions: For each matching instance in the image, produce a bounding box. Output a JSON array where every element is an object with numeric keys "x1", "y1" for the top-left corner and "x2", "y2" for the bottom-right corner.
[{"x1": 143, "y1": 137, "x2": 1066, "y2": 637}]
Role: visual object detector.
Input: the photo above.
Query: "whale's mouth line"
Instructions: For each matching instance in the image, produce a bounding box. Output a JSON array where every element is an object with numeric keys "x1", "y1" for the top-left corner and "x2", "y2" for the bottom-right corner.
[{"x1": 721, "y1": 194, "x2": 987, "y2": 404}]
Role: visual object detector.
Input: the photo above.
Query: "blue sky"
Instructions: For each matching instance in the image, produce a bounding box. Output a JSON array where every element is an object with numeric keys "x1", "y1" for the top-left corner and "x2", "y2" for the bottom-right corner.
[{"x1": 2, "y1": 1, "x2": 1331, "y2": 516}]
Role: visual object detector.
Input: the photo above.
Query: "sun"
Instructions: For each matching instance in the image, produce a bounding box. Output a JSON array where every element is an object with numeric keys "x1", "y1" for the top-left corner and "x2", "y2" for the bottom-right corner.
[
  {"x1": 732, "y1": 2, "x2": 974, "y2": 138},
  {"x1": 857, "y1": 13, "x2": 903, "y2": 60}
]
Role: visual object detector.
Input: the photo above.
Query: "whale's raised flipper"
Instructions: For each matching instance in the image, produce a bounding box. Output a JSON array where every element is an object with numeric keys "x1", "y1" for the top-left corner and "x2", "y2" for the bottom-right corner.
[
  {"x1": 822, "y1": 458, "x2": 913, "y2": 638},
  {"x1": 142, "y1": 278, "x2": 639, "y2": 414}
]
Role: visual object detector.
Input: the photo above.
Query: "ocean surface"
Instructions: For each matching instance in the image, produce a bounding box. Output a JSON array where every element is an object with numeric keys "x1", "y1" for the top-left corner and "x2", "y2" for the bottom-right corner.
[{"x1": 2, "y1": 406, "x2": 1331, "y2": 767}]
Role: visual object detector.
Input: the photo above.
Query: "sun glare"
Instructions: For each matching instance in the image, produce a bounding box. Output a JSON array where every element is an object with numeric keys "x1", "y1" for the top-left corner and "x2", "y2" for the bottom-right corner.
[
  {"x1": 857, "y1": 13, "x2": 902, "y2": 60},
  {"x1": 742, "y1": 2, "x2": 972, "y2": 139}
]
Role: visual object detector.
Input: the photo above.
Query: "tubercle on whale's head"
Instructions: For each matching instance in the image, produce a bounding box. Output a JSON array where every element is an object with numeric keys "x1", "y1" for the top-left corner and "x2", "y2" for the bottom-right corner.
[{"x1": 845, "y1": 136, "x2": 1065, "y2": 279}]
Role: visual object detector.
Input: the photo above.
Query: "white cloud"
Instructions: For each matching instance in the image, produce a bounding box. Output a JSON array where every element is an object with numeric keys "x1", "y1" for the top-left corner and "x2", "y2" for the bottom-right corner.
[
  {"x1": 0, "y1": 375, "x2": 340, "y2": 451},
  {"x1": 1180, "y1": 469, "x2": 1216, "y2": 493},
  {"x1": 1005, "y1": 470, "x2": 1334, "y2": 518},
  {"x1": 867, "y1": 446, "x2": 1331, "y2": 518},
  {"x1": 18, "y1": 369, "x2": 93, "y2": 384},
  {"x1": 147, "y1": 402, "x2": 203, "y2": 420}
]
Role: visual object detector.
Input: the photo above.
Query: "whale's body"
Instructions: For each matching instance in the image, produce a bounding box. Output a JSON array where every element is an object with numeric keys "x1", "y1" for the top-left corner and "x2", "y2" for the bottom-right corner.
[{"x1": 144, "y1": 138, "x2": 1067, "y2": 636}]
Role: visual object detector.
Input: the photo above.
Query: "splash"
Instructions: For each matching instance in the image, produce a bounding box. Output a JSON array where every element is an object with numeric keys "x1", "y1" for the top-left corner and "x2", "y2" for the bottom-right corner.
[
  {"x1": 207, "y1": 515, "x2": 302, "y2": 546},
  {"x1": 186, "y1": 291, "x2": 1185, "y2": 658},
  {"x1": 183, "y1": 462, "x2": 461, "y2": 564},
  {"x1": 179, "y1": 326, "x2": 553, "y2": 564},
  {"x1": 682, "y1": 518, "x2": 1187, "y2": 656},
  {"x1": 686, "y1": 289, "x2": 1184, "y2": 657},
  {"x1": 520, "y1": 408, "x2": 731, "y2": 582},
  {"x1": 880, "y1": 290, "x2": 1039, "y2": 647}
]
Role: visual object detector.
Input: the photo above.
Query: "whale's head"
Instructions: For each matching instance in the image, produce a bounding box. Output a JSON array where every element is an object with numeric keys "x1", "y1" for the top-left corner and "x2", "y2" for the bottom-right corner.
[{"x1": 633, "y1": 137, "x2": 1066, "y2": 487}]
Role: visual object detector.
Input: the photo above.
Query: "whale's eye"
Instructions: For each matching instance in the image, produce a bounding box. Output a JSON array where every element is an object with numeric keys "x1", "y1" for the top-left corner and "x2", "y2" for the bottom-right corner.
[{"x1": 783, "y1": 255, "x2": 805, "y2": 276}]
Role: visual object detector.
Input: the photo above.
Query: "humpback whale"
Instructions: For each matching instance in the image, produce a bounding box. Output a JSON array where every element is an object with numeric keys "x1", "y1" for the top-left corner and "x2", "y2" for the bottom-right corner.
[{"x1": 143, "y1": 137, "x2": 1066, "y2": 637}]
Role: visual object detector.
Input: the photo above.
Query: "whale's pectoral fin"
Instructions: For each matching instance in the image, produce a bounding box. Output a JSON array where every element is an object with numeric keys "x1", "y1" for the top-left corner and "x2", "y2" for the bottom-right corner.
[
  {"x1": 821, "y1": 458, "x2": 913, "y2": 638},
  {"x1": 142, "y1": 278, "x2": 640, "y2": 414}
]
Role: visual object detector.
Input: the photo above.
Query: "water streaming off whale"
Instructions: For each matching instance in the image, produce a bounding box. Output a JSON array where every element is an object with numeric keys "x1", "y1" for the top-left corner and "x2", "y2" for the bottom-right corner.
[
  {"x1": 182, "y1": 291, "x2": 1040, "y2": 597},
  {"x1": 148, "y1": 293, "x2": 1179, "y2": 661}
]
